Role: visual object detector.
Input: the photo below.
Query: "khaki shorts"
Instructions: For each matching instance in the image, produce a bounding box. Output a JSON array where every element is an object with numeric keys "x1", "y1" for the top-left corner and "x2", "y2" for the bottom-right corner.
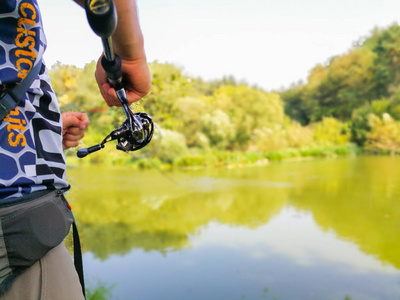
[{"x1": 0, "y1": 242, "x2": 84, "y2": 300}]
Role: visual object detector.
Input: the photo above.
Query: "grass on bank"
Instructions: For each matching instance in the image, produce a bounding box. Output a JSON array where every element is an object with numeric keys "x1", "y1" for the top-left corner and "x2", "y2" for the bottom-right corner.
[{"x1": 65, "y1": 143, "x2": 362, "y2": 170}]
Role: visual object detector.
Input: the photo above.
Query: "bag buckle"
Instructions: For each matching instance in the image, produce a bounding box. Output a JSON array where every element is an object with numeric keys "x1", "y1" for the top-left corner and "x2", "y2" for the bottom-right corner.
[{"x1": 0, "y1": 91, "x2": 18, "y2": 121}]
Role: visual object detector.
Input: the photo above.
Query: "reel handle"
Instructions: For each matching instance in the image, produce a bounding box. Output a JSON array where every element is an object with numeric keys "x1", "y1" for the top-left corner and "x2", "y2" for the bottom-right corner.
[{"x1": 77, "y1": 144, "x2": 104, "y2": 158}]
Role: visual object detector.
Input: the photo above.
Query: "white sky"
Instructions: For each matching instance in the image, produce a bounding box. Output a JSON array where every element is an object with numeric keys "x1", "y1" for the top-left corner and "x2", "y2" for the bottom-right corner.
[{"x1": 39, "y1": 0, "x2": 400, "y2": 91}]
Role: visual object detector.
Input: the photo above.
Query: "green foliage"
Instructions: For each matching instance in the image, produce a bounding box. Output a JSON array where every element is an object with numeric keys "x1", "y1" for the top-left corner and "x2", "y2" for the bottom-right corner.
[
  {"x1": 86, "y1": 279, "x2": 117, "y2": 300},
  {"x1": 277, "y1": 23, "x2": 400, "y2": 155},
  {"x1": 174, "y1": 96, "x2": 208, "y2": 146},
  {"x1": 282, "y1": 48, "x2": 376, "y2": 122},
  {"x1": 199, "y1": 109, "x2": 235, "y2": 149},
  {"x1": 369, "y1": 24, "x2": 400, "y2": 98},
  {"x1": 51, "y1": 23, "x2": 400, "y2": 167},
  {"x1": 285, "y1": 121, "x2": 314, "y2": 148},
  {"x1": 250, "y1": 125, "x2": 288, "y2": 151},
  {"x1": 143, "y1": 62, "x2": 199, "y2": 129},
  {"x1": 365, "y1": 113, "x2": 400, "y2": 153},
  {"x1": 49, "y1": 61, "x2": 106, "y2": 112},
  {"x1": 281, "y1": 23, "x2": 400, "y2": 124},
  {"x1": 350, "y1": 104, "x2": 373, "y2": 146},
  {"x1": 281, "y1": 83, "x2": 309, "y2": 125},
  {"x1": 209, "y1": 86, "x2": 286, "y2": 148},
  {"x1": 249, "y1": 120, "x2": 314, "y2": 152},
  {"x1": 350, "y1": 98, "x2": 395, "y2": 146},
  {"x1": 312, "y1": 117, "x2": 351, "y2": 146},
  {"x1": 155, "y1": 129, "x2": 188, "y2": 164}
]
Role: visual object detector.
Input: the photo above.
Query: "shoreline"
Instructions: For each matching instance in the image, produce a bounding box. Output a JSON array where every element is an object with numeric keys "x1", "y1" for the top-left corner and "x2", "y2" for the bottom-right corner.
[{"x1": 65, "y1": 144, "x2": 366, "y2": 170}]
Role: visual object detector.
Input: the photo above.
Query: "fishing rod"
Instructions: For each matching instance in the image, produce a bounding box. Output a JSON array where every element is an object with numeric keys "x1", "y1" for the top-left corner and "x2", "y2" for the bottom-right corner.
[{"x1": 77, "y1": 0, "x2": 154, "y2": 158}]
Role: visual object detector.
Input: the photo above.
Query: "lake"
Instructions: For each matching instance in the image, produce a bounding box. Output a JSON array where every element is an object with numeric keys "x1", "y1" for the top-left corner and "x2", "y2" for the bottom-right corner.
[{"x1": 66, "y1": 155, "x2": 400, "y2": 300}]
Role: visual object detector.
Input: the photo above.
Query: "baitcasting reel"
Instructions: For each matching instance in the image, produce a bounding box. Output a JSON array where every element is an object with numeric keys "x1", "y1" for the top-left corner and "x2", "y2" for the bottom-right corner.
[{"x1": 77, "y1": 0, "x2": 154, "y2": 158}]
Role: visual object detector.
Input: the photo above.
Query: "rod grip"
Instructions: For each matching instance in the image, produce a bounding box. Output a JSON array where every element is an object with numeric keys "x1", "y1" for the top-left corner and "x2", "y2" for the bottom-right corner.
[
  {"x1": 85, "y1": 0, "x2": 117, "y2": 39},
  {"x1": 101, "y1": 55, "x2": 122, "y2": 83}
]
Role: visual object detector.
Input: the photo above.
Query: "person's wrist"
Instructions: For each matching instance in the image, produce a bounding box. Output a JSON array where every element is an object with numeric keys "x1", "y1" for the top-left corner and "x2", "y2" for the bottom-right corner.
[{"x1": 112, "y1": 34, "x2": 146, "y2": 61}]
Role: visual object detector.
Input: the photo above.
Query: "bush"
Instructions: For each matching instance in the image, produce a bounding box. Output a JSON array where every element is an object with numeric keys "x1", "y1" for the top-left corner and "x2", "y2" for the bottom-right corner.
[
  {"x1": 365, "y1": 113, "x2": 400, "y2": 153},
  {"x1": 200, "y1": 109, "x2": 235, "y2": 149},
  {"x1": 313, "y1": 117, "x2": 351, "y2": 146},
  {"x1": 155, "y1": 129, "x2": 188, "y2": 164}
]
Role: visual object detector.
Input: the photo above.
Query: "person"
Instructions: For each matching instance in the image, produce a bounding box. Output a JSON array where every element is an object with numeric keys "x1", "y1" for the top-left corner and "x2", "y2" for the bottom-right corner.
[{"x1": 0, "y1": 0, "x2": 151, "y2": 299}]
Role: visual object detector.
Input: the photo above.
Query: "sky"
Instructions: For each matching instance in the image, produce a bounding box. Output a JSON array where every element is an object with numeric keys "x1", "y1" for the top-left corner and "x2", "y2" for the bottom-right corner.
[{"x1": 39, "y1": 0, "x2": 400, "y2": 91}]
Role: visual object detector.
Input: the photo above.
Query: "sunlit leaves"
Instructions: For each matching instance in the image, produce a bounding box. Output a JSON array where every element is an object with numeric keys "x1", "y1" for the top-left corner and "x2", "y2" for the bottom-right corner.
[
  {"x1": 313, "y1": 117, "x2": 351, "y2": 146},
  {"x1": 50, "y1": 23, "x2": 400, "y2": 159},
  {"x1": 365, "y1": 113, "x2": 400, "y2": 153}
]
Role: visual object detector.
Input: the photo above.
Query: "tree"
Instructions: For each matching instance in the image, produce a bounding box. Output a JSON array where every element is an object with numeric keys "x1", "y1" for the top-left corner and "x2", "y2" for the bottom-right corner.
[
  {"x1": 296, "y1": 48, "x2": 376, "y2": 122},
  {"x1": 173, "y1": 97, "x2": 208, "y2": 147},
  {"x1": 199, "y1": 109, "x2": 235, "y2": 150},
  {"x1": 312, "y1": 117, "x2": 351, "y2": 146},
  {"x1": 370, "y1": 24, "x2": 400, "y2": 98},
  {"x1": 210, "y1": 86, "x2": 286, "y2": 148},
  {"x1": 143, "y1": 62, "x2": 198, "y2": 130}
]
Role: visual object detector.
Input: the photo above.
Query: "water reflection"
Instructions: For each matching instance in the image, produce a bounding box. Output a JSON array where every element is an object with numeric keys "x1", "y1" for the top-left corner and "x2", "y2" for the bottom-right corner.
[
  {"x1": 67, "y1": 156, "x2": 400, "y2": 299},
  {"x1": 81, "y1": 208, "x2": 399, "y2": 300},
  {"x1": 67, "y1": 167, "x2": 289, "y2": 258}
]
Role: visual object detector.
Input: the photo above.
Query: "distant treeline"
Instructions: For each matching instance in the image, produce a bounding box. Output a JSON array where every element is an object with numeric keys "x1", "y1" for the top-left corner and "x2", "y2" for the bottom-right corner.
[{"x1": 50, "y1": 23, "x2": 400, "y2": 167}]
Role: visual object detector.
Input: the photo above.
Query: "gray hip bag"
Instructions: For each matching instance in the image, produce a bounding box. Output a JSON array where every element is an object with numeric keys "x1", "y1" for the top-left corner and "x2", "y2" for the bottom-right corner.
[{"x1": 0, "y1": 190, "x2": 74, "y2": 295}]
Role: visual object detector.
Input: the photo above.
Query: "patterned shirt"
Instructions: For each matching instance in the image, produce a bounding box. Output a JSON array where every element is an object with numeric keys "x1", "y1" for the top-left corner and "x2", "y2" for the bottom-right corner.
[{"x1": 0, "y1": 0, "x2": 68, "y2": 199}]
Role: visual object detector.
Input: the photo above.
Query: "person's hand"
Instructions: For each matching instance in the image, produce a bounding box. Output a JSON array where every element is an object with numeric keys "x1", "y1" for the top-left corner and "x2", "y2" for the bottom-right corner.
[
  {"x1": 61, "y1": 112, "x2": 90, "y2": 150},
  {"x1": 95, "y1": 57, "x2": 151, "y2": 107}
]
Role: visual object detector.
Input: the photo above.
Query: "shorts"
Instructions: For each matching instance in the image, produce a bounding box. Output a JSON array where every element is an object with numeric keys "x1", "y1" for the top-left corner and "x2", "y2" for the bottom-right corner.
[{"x1": 0, "y1": 242, "x2": 84, "y2": 299}]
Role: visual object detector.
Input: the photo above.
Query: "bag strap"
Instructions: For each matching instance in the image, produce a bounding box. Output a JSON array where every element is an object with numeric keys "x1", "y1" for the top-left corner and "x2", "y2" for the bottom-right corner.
[
  {"x1": 72, "y1": 221, "x2": 86, "y2": 298},
  {"x1": 0, "y1": 59, "x2": 43, "y2": 120}
]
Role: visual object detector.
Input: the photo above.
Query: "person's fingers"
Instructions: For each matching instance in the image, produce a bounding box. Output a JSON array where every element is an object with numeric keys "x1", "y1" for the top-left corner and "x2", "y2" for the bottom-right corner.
[
  {"x1": 64, "y1": 131, "x2": 85, "y2": 141},
  {"x1": 63, "y1": 139, "x2": 80, "y2": 150},
  {"x1": 102, "y1": 84, "x2": 122, "y2": 107},
  {"x1": 94, "y1": 56, "x2": 151, "y2": 107},
  {"x1": 125, "y1": 89, "x2": 146, "y2": 103},
  {"x1": 62, "y1": 114, "x2": 81, "y2": 130},
  {"x1": 95, "y1": 66, "x2": 114, "y2": 107},
  {"x1": 101, "y1": 83, "x2": 147, "y2": 106},
  {"x1": 62, "y1": 113, "x2": 89, "y2": 133},
  {"x1": 75, "y1": 113, "x2": 90, "y2": 129}
]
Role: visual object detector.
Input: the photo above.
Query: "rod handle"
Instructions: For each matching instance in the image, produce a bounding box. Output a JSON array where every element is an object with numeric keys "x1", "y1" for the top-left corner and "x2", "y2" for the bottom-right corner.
[{"x1": 85, "y1": 0, "x2": 117, "y2": 39}]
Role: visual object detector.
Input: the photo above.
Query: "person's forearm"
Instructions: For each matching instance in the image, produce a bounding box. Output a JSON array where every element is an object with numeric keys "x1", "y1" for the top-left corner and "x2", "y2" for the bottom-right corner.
[
  {"x1": 113, "y1": 0, "x2": 146, "y2": 61},
  {"x1": 73, "y1": 0, "x2": 146, "y2": 61}
]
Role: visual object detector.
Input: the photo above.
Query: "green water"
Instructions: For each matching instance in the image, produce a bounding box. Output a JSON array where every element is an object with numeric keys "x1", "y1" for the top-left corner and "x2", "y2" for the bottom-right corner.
[{"x1": 67, "y1": 156, "x2": 400, "y2": 300}]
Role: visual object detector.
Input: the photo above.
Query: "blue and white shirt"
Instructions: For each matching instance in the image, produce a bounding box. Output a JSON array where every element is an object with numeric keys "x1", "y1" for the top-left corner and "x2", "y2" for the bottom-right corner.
[{"x1": 0, "y1": 0, "x2": 68, "y2": 199}]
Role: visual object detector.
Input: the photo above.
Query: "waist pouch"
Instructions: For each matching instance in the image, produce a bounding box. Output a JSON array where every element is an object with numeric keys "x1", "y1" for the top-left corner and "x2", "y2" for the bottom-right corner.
[{"x1": 0, "y1": 190, "x2": 74, "y2": 295}]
